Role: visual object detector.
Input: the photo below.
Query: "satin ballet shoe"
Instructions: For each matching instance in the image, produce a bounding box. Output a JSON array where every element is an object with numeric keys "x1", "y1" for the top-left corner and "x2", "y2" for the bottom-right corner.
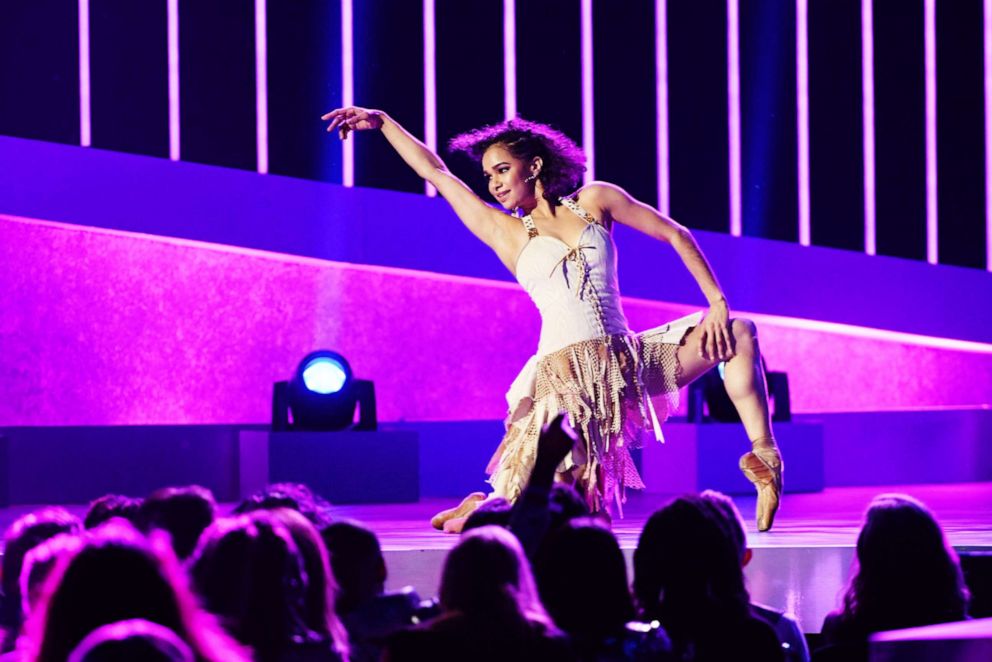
[
  {"x1": 739, "y1": 437, "x2": 783, "y2": 532},
  {"x1": 430, "y1": 492, "x2": 485, "y2": 530}
]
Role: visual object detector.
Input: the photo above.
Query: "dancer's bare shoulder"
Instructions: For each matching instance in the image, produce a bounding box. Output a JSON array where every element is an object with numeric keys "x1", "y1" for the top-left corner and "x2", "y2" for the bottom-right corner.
[{"x1": 574, "y1": 181, "x2": 687, "y2": 243}]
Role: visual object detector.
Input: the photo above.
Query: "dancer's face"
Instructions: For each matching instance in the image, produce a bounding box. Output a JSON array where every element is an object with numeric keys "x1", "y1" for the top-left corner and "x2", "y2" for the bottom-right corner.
[{"x1": 482, "y1": 145, "x2": 537, "y2": 211}]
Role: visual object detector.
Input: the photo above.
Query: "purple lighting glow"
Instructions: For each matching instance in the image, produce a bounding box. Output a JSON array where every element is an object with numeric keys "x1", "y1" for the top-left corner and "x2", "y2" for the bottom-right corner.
[
  {"x1": 504, "y1": 0, "x2": 516, "y2": 120},
  {"x1": 167, "y1": 0, "x2": 180, "y2": 162},
  {"x1": 656, "y1": 0, "x2": 670, "y2": 215},
  {"x1": 925, "y1": 0, "x2": 938, "y2": 264},
  {"x1": 424, "y1": 0, "x2": 437, "y2": 197},
  {"x1": 986, "y1": 0, "x2": 992, "y2": 271},
  {"x1": 255, "y1": 0, "x2": 268, "y2": 174},
  {"x1": 342, "y1": 0, "x2": 354, "y2": 187},
  {"x1": 581, "y1": 0, "x2": 594, "y2": 184},
  {"x1": 797, "y1": 0, "x2": 811, "y2": 246},
  {"x1": 78, "y1": 0, "x2": 90, "y2": 147},
  {"x1": 862, "y1": 0, "x2": 877, "y2": 255},
  {"x1": 727, "y1": 0, "x2": 742, "y2": 236}
]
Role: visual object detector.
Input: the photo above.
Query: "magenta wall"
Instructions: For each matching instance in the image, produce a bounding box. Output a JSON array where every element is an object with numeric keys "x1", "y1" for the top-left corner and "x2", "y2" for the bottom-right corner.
[{"x1": 2, "y1": 214, "x2": 990, "y2": 426}]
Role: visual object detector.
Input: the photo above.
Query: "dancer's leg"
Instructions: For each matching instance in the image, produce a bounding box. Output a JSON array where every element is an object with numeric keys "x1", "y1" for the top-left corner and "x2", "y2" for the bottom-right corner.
[
  {"x1": 675, "y1": 318, "x2": 771, "y2": 441},
  {"x1": 675, "y1": 318, "x2": 782, "y2": 531}
]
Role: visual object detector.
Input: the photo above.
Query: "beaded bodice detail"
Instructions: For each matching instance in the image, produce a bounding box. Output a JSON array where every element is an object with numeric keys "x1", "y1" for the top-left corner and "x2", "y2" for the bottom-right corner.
[{"x1": 516, "y1": 196, "x2": 630, "y2": 357}]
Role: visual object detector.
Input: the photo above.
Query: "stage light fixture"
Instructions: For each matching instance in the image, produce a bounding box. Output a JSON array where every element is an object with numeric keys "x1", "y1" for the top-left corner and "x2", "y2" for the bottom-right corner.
[{"x1": 272, "y1": 350, "x2": 377, "y2": 431}]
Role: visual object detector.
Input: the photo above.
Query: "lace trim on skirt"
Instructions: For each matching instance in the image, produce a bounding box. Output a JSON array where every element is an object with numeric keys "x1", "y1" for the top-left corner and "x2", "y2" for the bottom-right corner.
[{"x1": 488, "y1": 328, "x2": 688, "y2": 514}]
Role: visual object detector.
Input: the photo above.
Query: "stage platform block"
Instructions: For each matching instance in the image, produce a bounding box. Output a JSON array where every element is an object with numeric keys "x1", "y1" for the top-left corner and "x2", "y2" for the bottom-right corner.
[
  {"x1": 0, "y1": 426, "x2": 419, "y2": 505},
  {"x1": 0, "y1": 425, "x2": 253, "y2": 505},
  {"x1": 251, "y1": 430, "x2": 420, "y2": 504},
  {"x1": 640, "y1": 422, "x2": 825, "y2": 495}
]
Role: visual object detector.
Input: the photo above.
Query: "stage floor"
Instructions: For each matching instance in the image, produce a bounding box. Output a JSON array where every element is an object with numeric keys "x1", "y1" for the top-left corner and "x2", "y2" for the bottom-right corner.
[{"x1": 1, "y1": 482, "x2": 988, "y2": 634}]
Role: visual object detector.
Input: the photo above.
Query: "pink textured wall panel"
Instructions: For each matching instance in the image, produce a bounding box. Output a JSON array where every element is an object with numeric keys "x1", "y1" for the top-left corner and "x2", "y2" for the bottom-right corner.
[{"x1": 2, "y1": 215, "x2": 990, "y2": 426}]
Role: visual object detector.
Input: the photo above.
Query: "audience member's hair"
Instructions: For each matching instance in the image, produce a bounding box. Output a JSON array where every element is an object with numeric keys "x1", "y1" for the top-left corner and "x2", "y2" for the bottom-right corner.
[
  {"x1": 20, "y1": 534, "x2": 81, "y2": 624},
  {"x1": 321, "y1": 520, "x2": 386, "y2": 613},
  {"x1": 136, "y1": 486, "x2": 217, "y2": 561},
  {"x1": 535, "y1": 518, "x2": 634, "y2": 639},
  {"x1": 439, "y1": 526, "x2": 554, "y2": 632},
  {"x1": 837, "y1": 494, "x2": 970, "y2": 634},
  {"x1": 25, "y1": 520, "x2": 246, "y2": 662},
  {"x1": 234, "y1": 482, "x2": 333, "y2": 530},
  {"x1": 67, "y1": 619, "x2": 194, "y2": 662},
  {"x1": 189, "y1": 511, "x2": 333, "y2": 662},
  {"x1": 633, "y1": 495, "x2": 781, "y2": 661},
  {"x1": 700, "y1": 489, "x2": 748, "y2": 562},
  {"x1": 547, "y1": 483, "x2": 590, "y2": 528},
  {"x1": 0, "y1": 508, "x2": 82, "y2": 651},
  {"x1": 84, "y1": 495, "x2": 142, "y2": 530},
  {"x1": 268, "y1": 508, "x2": 349, "y2": 658},
  {"x1": 461, "y1": 498, "x2": 512, "y2": 532}
]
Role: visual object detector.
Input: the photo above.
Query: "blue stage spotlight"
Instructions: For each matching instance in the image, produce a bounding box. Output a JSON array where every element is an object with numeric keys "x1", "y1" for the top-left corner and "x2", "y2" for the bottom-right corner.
[{"x1": 272, "y1": 350, "x2": 377, "y2": 431}]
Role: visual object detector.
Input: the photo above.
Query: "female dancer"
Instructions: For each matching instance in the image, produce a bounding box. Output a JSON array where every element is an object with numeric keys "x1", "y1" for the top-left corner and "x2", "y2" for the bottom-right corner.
[{"x1": 321, "y1": 108, "x2": 783, "y2": 532}]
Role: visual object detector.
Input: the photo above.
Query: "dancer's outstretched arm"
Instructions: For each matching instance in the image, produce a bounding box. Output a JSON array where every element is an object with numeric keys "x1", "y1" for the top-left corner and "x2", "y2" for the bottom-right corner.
[
  {"x1": 575, "y1": 182, "x2": 733, "y2": 361},
  {"x1": 322, "y1": 106, "x2": 525, "y2": 271}
]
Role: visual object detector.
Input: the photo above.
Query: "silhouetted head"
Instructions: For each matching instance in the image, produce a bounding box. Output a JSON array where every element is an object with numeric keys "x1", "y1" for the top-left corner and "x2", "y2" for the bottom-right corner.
[
  {"x1": 20, "y1": 533, "x2": 81, "y2": 624},
  {"x1": 840, "y1": 493, "x2": 969, "y2": 633},
  {"x1": 439, "y1": 525, "x2": 552, "y2": 630},
  {"x1": 0, "y1": 508, "x2": 82, "y2": 636},
  {"x1": 633, "y1": 495, "x2": 750, "y2": 632},
  {"x1": 234, "y1": 483, "x2": 333, "y2": 530},
  {"x1": 84, "y1": 495, "x2": 142, "y2": 530},
  {"x1": 700, "y1": 490, "x2": 750, "y2": 565},
  {"x1": 535, "y1": 518, "x2": 633, "y2": 639},
  {"x1": 67, "y1": 619, "x2": 193, "y2": 662},
  {"x1": 321, "y1": 520, "x2": 386, "y2": 613},
  {"x1": 137, "y1": 486, "x2": 216, "y2": 561},
  {"x1": 189, "y1": 511, "x2": 314, "y2": 662},
  {"x1": 268, "y1": 509, "x2": 348, "y2": 659},
  {"x1": 461, "y1": 498, "x2": 512, "y2": 532},
  {"x1": 26, "y1": 520, "x2": 245, "y2": 662}
]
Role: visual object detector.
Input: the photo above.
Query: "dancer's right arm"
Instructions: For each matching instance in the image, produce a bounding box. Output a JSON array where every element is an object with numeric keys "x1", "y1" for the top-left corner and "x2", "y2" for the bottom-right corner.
[{"x1": 322, "y1": 107, "x2": 522, "y2": 270}]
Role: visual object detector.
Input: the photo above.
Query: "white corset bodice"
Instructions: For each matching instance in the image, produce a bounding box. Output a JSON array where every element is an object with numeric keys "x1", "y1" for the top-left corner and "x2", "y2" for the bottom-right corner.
[{"x1": 514, "y1": 197, "x2": 630, "y2": 357}]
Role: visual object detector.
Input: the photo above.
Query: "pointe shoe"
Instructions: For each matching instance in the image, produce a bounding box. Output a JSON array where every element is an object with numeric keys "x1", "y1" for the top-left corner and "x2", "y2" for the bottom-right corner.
[
  {"x1": 739, "y1": 438, "x2": 783, "y2": 532},
  {"x1": 430, "y1": 492, "x2": 485, "y2": 530},
  {"x1": 443, "y1": 516, "x2": 468, "y2": 534}
]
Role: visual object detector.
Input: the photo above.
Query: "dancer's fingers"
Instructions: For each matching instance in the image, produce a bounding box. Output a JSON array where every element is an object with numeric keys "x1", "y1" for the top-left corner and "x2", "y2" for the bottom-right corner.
[
  {"x1": 706, "y1": 326, "x2": 718, "y2": 362},
  {"x1": 698, "y1": 328, "x2": 709, "y2": 359},
  {"x1": 721, "y1": 325, "x2": 736, "y2": 359}
]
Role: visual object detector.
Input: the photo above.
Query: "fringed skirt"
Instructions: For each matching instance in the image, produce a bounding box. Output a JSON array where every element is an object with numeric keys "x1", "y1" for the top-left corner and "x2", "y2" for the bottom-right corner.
[{"x1": 487, "y1": 312, "x2": 701, "y2": 514}]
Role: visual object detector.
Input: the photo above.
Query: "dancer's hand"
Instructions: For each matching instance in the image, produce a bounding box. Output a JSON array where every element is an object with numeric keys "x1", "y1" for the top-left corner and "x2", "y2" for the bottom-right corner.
[
  {"x1": 321, "y1": 106, "x2": 384, "y2": 139},
  {"x1": 699, "y1": 298, "x2": 734, "y2": 362}
]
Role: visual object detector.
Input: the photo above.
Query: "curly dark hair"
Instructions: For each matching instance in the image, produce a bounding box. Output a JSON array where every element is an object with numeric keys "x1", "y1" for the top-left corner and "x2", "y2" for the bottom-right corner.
[{"x1": 448, "y1": 118, "x2": 587, "y2": 205}]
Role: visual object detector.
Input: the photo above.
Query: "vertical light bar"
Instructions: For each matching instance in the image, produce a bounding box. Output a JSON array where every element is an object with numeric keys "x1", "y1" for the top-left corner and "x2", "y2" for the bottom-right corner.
[
  {"x1": 79, "y1": 0, "x2": 91, "y2": 147},
  {"x1": 254, "y1": 0, "x2": 268, "y2": 174},
  {"x1": 167, "y1": 0, "x2": 180, "y2": 161},
  {"x1": 656, "y1": 0, "x2": 670, "y2": 215},
  {"x1": 862, "y1": 0, "x2": 877, "y2": 255},
  {"x1": 924, "y1": 0, "x2": 938, "y2": 264},
  {"x1": 424, "y1": 0, "x2": 437, "y2": 196},
  {"x1": 580, "y1": 0, "x2": 594, "y2": 183},
  {"x1": 797, "y1": 0, "x2": 811, "y2": 246},
  {"x1": 985, "y1": 0, "x2": 992, "y2": 270},
  {"x1": 728, "y1": 0, "x2": 742, "y2": 236},
  {"x1": 504, "y1": 0, "x2": 516, "y2": 120},
  {"x1": 342, "y1": 0, "x2": 354, "y2": 187}
]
